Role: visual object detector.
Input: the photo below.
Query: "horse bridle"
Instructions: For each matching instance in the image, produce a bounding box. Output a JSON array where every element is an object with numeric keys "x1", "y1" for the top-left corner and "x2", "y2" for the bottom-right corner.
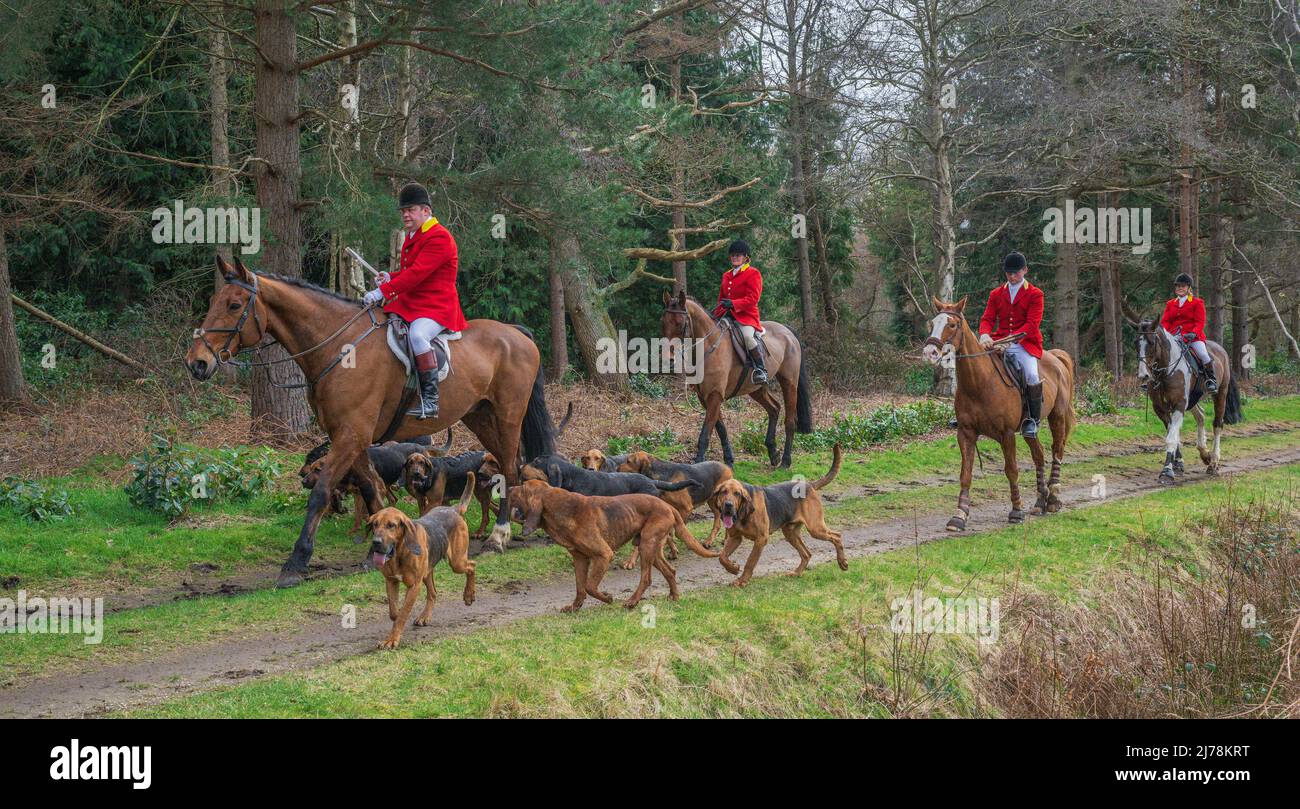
[
  {"x1": 192, "y1": 275, "x2": 265, "y2": 363},
  {"x1": 192, "y1": 272, "x2": 385, "y2": 390},
  {"x1": 925, "y1": 311, "x2": 1017, "y2": 388},
  {"x1": 1138, "y1": 326, "x2": 1186, "y2": 381}
]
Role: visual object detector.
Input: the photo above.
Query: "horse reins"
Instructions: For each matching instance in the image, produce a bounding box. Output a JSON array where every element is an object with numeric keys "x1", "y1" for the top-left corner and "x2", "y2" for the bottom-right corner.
[
  {"x1": 924, "y1": 316, "x2": 1024, "y2": 389},
  {"x1": 192, "y1": 273, "x2": 387, "y2": 390}
]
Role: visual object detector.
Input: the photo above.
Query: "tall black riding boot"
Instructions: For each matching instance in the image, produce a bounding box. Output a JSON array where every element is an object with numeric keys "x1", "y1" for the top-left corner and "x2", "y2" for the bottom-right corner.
[
  {"x1": 1202, "y1": 362, "x2": 1219, "y2": 393},
  {"x1": 747, "y1": 346, "x2": 769, "y2": 384},
  {"x1": 1022, "y1": 382, "x2": 1043, "y2": 439},
  {"x1": 407, "y1": 351, "x2": 440, "y2": 419}
]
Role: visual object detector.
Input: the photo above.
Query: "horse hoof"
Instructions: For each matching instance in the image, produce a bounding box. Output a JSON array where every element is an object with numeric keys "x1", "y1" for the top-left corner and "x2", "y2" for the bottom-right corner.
[
  {"x1": 1158, "y1": 472, "x2": 1175, "y2": 485},
  {"x1": 1046, "y1": 499, "x2": 1063, "y2": 513},
  {"x1": 275, "y1": 570, "x2": 304, "y2": 589},
  {"x1": 1008, "y1": 510, "x2": 1025, "y2": 524},
  {"x1": 946, "y1": 516, "x2": 966, "y2": 531},
  {"x1": 1173, "y1": 463, "x2": 1185, "y2": 475}
]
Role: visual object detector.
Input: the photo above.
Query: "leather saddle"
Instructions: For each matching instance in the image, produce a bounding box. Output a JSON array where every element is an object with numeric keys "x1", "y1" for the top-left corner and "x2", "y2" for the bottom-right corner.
[
  {"x1": 385, "y1": 316, "x2": 459, "y2": 389},
  {"x1": 717, "y1": 313, "x2": 767, "y2": 377}
]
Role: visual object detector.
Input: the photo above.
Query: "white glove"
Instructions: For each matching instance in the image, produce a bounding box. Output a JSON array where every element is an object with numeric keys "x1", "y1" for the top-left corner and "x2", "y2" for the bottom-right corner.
[
  {"x1": 363, "y1": 288, "x2": 385, "y2": 306},
  {"x1": 978, "y1": 333, "x2": 994, "y2": 349},
  {"x1": 377, "y1": 271, "x2": 391, "y2": 285}
]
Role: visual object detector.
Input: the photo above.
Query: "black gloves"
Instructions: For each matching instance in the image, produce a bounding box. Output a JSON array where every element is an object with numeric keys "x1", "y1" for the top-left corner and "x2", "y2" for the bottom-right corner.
[{"x1": 720, "y1": 298, "x2": 733, "y2": 311}]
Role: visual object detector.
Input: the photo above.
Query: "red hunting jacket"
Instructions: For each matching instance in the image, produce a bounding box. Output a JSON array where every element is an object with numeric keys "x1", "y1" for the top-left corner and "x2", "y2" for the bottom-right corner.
[
  {"x1": 379, "y1": 216, "x2": 468, "y2": 332},
  {"x1": 713, "y1": 263, "x2": 763, "y2": 329},
  {"x1": 979, "y1": 280, "x2": 1044, "y2": 358},
  {"x1": 1160, "y1": 296, "x2": 1206, "y2": 342}
]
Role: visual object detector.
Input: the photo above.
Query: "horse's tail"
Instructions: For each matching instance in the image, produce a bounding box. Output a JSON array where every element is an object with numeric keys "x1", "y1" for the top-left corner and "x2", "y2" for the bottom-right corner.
[
  {"x1": 513, "y1": 325, "x2": 557, "y2": 461},
  {"x1": 793, "y1": 331, "x2": 814, "y2": 434},
  {"x1": 1224, "y1": 374, "x2": 1243, "y2": 424}
]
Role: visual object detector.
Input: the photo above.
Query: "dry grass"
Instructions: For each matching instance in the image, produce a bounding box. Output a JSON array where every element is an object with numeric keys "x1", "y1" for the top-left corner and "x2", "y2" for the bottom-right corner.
[{"x1": 980, "y1": 488, "x2": 1300, "y2": 718}]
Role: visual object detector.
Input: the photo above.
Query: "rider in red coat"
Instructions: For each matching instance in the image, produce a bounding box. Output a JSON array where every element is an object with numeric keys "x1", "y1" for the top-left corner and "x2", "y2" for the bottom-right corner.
[
  {"x1": 1160, "y1": 272, "x2": 1216, "y2": 392},
  {"x1": 363, "y1": 182, "x2": 468, "y2": 418},
  {"x1": 978, "y1": 251, "x2": 1046, "y2": 437},
  {"x1": 712, "y1": 240, "x2": 767, "y2": 383}
]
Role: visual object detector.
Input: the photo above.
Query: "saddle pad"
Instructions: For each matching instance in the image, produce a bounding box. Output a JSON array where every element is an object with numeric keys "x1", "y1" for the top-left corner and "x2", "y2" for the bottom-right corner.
[{"x1": 386, "y1": 319, "x2": 460, "y2": 383}]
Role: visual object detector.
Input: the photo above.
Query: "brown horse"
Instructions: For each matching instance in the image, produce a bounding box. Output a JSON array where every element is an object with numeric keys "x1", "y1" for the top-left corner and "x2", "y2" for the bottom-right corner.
[
  {"x1": 922, "y1": 297, "x2": 1077, "y2": 530},
  {"x1": 1136, "y1": 319, "x2": 1242, "y2": 482},
  {"x1": 185, "y1": 257, "x2": 556, "y2": 586},
  {"x1": 660, "y1": 290, "x2": 812, "y2": 468}
]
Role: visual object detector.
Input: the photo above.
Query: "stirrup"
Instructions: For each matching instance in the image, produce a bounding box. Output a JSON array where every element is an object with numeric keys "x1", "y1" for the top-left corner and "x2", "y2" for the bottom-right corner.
[{"x1": 1021, "y1": 418, "x2": 1040, "y2": 438}]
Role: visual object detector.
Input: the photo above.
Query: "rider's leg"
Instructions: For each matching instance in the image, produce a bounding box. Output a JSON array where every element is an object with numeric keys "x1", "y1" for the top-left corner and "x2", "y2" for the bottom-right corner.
[
  {"x1": 1190, "y1": 340, "x2": 1217, "y2": 391},
  {"x1": 739, "y1": 324, "x2": 768, "y2": 384},
  {"x1": 408, "y1": 318, "x2": 446, "y2": 418},
  {"x1": 1008, "y1": 344, "x2": 1043, "y2": 438}
]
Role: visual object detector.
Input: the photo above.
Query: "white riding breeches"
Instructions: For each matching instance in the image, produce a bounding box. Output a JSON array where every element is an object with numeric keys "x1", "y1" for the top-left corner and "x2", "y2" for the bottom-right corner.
[
  {"x1": 738, "y1": 324, "x2": 759, "y2": 350},
  {"x1": 409, "y1": 318, "x2": 446, "y2": 356},
  {"x1": 1188, "y1": 340, "x2": 1212, "y2": 366},
  {"x1": 1004, "y1": 342, "x2": 1040, "y2": 385}
]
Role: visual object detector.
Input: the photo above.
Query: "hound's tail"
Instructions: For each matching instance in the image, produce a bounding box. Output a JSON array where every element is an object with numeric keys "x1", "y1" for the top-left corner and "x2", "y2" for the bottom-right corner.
[
  {"x1": 812, "y1": 444, "x2": 843, "y2": 490},
  {"x1": 673, "y1": 510, "x2": 719, "y2": 558}
]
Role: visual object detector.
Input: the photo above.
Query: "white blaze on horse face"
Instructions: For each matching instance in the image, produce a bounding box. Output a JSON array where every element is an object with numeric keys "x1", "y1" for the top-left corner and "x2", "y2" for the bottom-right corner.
[
  {"x1": 923, "y1": 314, "x2": 949, "y2": 364},
  {"x1": 1137, "y1": 338, "x2": 1149, "y2": 379}
]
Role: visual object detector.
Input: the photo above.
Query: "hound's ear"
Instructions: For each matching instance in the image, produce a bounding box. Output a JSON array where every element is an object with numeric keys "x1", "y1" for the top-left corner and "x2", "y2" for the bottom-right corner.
[
  {"x1": 737, "y1": 487, "x2": 756, "y2": 523},
  {"x1": 546, "y1": 462, "x2": 562, "y2": 487},
  {"x1": 522, "y1": 493, "x2": 544, "y2": 536},
  {"x1": 400, "y1": 514, "x2": 421, "y2": 555},
  {"x1": 955, "y1": 296, "x2": 968, "y2": 313},
  {"x1": 429, "y1": 469, "x2": 448, "y2": 509}
]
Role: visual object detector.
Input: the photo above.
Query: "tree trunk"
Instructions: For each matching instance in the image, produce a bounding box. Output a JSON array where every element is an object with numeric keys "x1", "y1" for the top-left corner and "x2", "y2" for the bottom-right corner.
[
  {"x1": 0, "y1": 227, "x2": 29, "y2": 406},
  {"x1": 810, "y1": 190, "x2": 839, "y2": 341},
  {"x1": 547, "y1": 235, "x2": 569, "y2": 382},
  {"x1": 250, "y1": 0, "x2": 310, "y2": 443},
  {"x1": 553, "y1": 232, "x2": 626, "y2": 389},
  {"x1": 1207, "y1": 177, "x2": 1226, "y2": 343},
  {"x1": 1100, "y1": 201, "x2": 1123, "y2": 381},
  {"x1": 784, "y1": 2, "x2": 813, "y2": 328},
  {"x1": 670, "y1": 18, "x2": 687, "y2": 294},
  {"x1": 209, "y1": 13, "x2": 238, "y2": 382},
  {"x1": 1054, "y1": 193, "x2": 1079, "y2": 360},
  {"x1": 1229, "y1": 178, "x2": 1249, "y2": 381}
]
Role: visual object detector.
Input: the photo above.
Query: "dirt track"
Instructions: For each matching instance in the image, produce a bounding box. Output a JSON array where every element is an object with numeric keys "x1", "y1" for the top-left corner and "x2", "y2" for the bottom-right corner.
[{"x1": 4, "y1": 441, "x2": 1299, "y2": 719}]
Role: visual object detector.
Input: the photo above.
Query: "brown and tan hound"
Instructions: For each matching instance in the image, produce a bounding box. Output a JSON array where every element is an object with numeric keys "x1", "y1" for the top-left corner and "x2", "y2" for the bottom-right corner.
[
  {"x1": 615, "y1": 451, "x2": 732, "y2": 569},
  {"x1": 366, "y1": 473, "x2": 478, "y2": 650},
  {"x1": 707, "y1": 445, "x2": 848, "y2": 587},
  {"x1": 506, "y1": 480, "x2": 718, "y2": 612}
]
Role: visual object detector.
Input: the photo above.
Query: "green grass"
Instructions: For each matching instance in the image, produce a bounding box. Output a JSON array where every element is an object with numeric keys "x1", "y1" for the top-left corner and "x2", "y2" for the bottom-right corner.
[
  {"x1": 6, "y1": 421, "x2": 1299, "y2": 689},
  {"x1": 120, "y1": 462, "x2": 1300, "y2": 717}
]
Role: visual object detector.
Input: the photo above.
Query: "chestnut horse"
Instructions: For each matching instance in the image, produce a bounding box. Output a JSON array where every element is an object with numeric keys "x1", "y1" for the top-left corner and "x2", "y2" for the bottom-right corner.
[
  {"x1": 922, "y1": 297, "x2": 1077, "y2": 530},
  {"x1": 185, "y1": 257, "x2": 555, "y2": 587},
  {"x1": 660, "y1": 290, "x2": 812, "y2": 468},
  {"x1": 1136, "y1": 318, "x2": 1241, "y2": 483}
]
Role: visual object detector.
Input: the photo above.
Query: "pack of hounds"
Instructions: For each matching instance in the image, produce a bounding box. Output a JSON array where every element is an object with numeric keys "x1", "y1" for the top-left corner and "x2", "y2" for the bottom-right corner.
[{"x1": 299, "y1": 430, "x2": 847, "y2": 649}]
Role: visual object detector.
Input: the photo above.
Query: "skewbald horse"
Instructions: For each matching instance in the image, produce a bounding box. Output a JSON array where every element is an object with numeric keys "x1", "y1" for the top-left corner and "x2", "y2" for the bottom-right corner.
[
  {"x1": 1136, "y1": 319, "x2": 1241, "y2": 483},
  {"x1": 659, "y1": 290, "x2": 813, "y2": 468},
  {"x1": 922, "y1": 297, "x2": 1077, "y2": 530},
  {"x1": 185, "y1": 256, "x2": 555, "y2": 587}
]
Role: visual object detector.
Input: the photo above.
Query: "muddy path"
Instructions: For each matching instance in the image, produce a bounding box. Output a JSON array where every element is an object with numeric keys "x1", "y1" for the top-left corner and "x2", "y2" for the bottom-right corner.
[
  {"x1": 39, "y1": 419, "x2": 1299, "y2": 613},
  {"x1": 4, "y1": 443, "x2": 1299, "y2": 719}
]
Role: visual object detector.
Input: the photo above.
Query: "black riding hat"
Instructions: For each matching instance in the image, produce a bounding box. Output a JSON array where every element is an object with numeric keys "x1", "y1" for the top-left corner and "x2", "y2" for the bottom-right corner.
[
  {"x1": 1003, "y1": 251, "x2": 1027, "y2": 273},
  {"x1": 397, "y1": 182, "x2": 432, "y2": 209},
  {"x1": 728, "y1": 239, "x2": 751, "y2": 258},
  {"x1": 1174, "y1": 272, "x2": 1194, "y2": 286}
]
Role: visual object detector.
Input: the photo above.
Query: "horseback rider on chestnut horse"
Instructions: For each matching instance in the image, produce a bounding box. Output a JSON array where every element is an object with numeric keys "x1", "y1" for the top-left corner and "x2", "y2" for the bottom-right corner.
[
  {"x1": 1137, "y1": 272, "x2": 1242, "y2": 482},
  {"x1": 186, "y1": 182, "x2": 556, "y2": 586},
  {"x1": 923, "y1": 252, "x2": 1077, "y2": 530},
  {"x1": 660, "y1": 239, "x2": 813, "y2": 468},
  {"x1": 362, "y1": 182, "x2": 468, "y2": 419}
]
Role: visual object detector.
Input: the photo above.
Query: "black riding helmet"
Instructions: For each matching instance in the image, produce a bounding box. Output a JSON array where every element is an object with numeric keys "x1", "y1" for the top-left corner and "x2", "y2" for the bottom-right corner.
[
  {"x1": 728, "y1": 239, "x2": 751, "y2": 259},
  {"x1": 1003, "y1": 251, "x2": 1026, "y2": 273},
  {"x1": 398, "y1": 182, "x2": 432, "y2": 209},
  {"x1": 1174, "y1": 272, "x2": 1193, "y2": 287}
]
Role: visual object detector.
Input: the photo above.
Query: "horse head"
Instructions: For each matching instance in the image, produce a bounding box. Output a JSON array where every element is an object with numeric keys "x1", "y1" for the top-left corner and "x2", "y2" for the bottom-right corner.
[
  {"x1": 185, "y1": 254, "x2": 266, "y2": 381},
  {"x1": 922, "y1": 295, "x2": 968, "y2": 365},
  {"x1": 661, "y1": 288, "x2": 692, "y2": 365},
  {"x1": 1135, "y1": 317, "x2": 1167, "y2": 382}
]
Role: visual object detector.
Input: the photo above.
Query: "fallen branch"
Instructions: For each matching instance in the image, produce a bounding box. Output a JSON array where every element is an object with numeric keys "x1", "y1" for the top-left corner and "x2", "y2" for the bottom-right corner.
[{"x1": 10, "y1": 294, "x2": 152, "y2": 376}]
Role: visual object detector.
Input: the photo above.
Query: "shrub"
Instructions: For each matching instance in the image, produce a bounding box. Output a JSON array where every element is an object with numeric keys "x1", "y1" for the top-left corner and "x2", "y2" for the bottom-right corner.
[
  {"x1": 125, "y1": 435, "x2": 284, "y2": 518},
  {"x1": 606, "y1": 426, "x2": 683, "y2": 457},
  {"x1": 739, "y1": 398, "x2": 954, "y2": 455},
  {"x1": 0, "y1": 477, "x2": 76, "y2": 522},
  {"x1": 628, "y1": 372, "x2": 671, "y2": 399},
  {"x1": 1078, "y1": 371, "x2": 1119, "y2": 416}
]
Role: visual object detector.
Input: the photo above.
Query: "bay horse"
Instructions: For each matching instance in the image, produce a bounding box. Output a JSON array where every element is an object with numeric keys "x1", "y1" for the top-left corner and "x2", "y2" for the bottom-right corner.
[
  {"x1": 660, "y1": 290, "x2": 812, "y2": 468},
  {"x1": 1136, "y1": 319, "x2": 1241, "y2": 483},
  {"x1": 922, "y1": 297, "x2": 1077, "y2": 530},
  {"x1": 185, "y1": 257, "x2": 555, "y2": 587}
]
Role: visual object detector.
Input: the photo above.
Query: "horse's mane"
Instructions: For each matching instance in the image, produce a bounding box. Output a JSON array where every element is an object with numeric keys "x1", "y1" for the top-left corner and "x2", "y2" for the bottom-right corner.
[{"x1": 236, "y1": 272, "x2": 363, "y2": 308}]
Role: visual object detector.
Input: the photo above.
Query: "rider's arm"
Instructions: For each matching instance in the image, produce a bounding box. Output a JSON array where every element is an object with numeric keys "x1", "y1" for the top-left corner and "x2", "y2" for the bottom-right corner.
[
  {"x1": 1025, "y1": 286, "x2": 1044, "y2": 331},
  {"x1": 1159, "y1": 299, "x2": 1176, "y2": 333},
  {"x1": 978, "y1": 290, "x2": 998, "y2": 335},
  {"x1": 380, "y1": 229, "x2": 453, "y2": 298}
]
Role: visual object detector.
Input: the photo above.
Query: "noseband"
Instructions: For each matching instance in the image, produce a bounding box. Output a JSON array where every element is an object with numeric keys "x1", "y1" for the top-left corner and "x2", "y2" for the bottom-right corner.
[{"x1": 192, "y1": 275, "x2": 264, "y2": 362}]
